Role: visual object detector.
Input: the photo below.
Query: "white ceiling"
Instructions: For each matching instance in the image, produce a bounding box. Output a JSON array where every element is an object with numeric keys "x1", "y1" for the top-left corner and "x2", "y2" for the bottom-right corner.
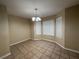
[{"x1": 0, "y1": 0, "x2": 79, "y2": 18}]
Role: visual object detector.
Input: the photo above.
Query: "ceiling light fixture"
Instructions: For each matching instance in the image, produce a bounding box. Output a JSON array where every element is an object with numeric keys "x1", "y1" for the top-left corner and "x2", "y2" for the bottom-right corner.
[{"x1": 32, "y1": 8, "x2": 41, "y2": 21}]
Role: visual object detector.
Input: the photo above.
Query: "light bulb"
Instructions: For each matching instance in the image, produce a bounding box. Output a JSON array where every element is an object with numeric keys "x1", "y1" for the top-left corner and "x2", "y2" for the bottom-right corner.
[
  {"x1": 37, "y1": 17, "x2": 41, "y2": 21},
  {"x1": 32, "y1": 17, "x2": 35, "y2": 21},
  {"x1": 36, "y1": 17, "x2": 39, "y2": 21}
]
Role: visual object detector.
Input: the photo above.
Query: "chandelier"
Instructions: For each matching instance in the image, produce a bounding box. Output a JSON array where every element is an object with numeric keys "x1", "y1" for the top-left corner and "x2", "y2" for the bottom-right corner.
[{"x1": 32, "y1": 8, "x2": 41, "y2": 21}]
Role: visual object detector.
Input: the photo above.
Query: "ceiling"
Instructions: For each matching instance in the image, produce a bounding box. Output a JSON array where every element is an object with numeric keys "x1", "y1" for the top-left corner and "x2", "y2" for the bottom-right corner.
[{"x1": 0, "y1": 0, "x2": 79, "y2": 18}]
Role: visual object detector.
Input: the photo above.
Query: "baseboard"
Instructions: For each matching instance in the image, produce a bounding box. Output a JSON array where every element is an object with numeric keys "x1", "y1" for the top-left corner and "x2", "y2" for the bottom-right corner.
[
  {"x1": 65, "y1": 48, "x2": 79, "y2": 54},
  {"x1": 0, "y1": 52, "x2": 11, "y2": 59},
  {"x1": 10, "y1": 38, "x2": 79, "y2": 54},
  {"x1": 40, "y1": 39, "x2": 79, "y2": 54},
  {"x1": 54, "y1": 41, "x2": 65, "y2": 49},
  {"x1": 54, "y1": 41, "x2": 79, "y2": 54},
  {"x1": 9, "y1": 38, "x2": 32, "y2": 46}
]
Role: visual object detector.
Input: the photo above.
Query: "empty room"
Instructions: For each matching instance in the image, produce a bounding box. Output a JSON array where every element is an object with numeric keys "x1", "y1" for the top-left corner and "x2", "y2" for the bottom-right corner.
[{"x1": 0, "y1": 0, "x2": 79, "y2": 59}]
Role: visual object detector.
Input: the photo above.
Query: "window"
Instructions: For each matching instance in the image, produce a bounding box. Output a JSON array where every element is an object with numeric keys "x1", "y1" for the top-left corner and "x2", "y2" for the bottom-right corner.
[
  {"x1": 43, "y1": 20, "x2": 54, "y2": 36},
  {"x1": 56, "y1": 16, "x2": 62, "y2": 38},
  {"x1": 34, "y1": 22, "x2": 41, "y2": 35}
]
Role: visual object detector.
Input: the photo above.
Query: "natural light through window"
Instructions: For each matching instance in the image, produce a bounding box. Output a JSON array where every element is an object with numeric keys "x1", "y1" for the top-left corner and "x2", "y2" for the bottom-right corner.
[
  {"x1": 34, "y1": 22, "x2": 41, "y2": 35},
  {"x1": 43, "y1": 20, "x2": 54, "y2": 36}
]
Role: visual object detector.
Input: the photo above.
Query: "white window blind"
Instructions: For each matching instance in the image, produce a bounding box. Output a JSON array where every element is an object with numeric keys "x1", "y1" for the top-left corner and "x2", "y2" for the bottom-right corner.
[
  {"x1": 34, "y1": 22, "x2": 41, "y2": 35},
  {"x1": 56, "y1": 16, "x2": 62, "y2": 38},
  {"x1": 43, "y1": 20, "x2": 54, "y2": 36}
]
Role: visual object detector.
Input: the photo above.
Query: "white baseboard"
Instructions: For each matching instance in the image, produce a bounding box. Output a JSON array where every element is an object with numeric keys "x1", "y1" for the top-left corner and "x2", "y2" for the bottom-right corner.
[
  {"x1": 54, "y1": 41, "x2": 65, "y2": 49},
  {"x1": 65, "y1": 48, "x2": 79, "y2": 54},
  {"x1": 54, "y1": 41, "x2": 79, "y2": 54},
  {"x1": 9, "y1": 38, "x2": 79, "y2": 54},
  {"x1": 9, "y1": 38, "x2": 32, "y2": 46},
  {"x1": 0, "y1": 52, "x2": 11, "y2": 59},
  {"x1": 39, "y1": 39, "x2": 79, "y2": 54}
]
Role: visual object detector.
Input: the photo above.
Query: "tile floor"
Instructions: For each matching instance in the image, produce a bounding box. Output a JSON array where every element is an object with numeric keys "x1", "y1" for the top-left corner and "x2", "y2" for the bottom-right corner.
[{"x1": 4, "y1": 40, "x2": 79, "y2": 59}]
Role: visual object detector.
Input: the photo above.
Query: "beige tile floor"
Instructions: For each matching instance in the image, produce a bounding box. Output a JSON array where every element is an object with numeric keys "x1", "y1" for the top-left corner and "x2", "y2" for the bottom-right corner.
[{"x1": 4, "y1": 40, "x2": 79, "y2": 59}]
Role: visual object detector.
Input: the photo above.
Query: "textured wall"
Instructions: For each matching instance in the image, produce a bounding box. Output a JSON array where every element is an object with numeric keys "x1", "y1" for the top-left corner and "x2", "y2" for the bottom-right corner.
[
  {"x1": 65, "y1": 4, "x2": 79, "y2": 51},
  {"x1": 0, "y1": 5, "x2": 10, "y2": 57},
  {"x1": 8, "y1": 15, "x2": 31, "y2": 45}
]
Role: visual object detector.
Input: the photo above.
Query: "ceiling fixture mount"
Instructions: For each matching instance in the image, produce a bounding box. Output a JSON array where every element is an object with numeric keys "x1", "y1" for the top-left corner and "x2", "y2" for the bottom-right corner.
[{"x1": 32, "y1": 8, "x2": 41, "y2": 22}]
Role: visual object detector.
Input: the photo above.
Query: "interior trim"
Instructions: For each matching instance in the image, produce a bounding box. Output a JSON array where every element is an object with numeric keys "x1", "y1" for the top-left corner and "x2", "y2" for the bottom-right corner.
[
  {"x1": 9, "y1": 38, "x2": 32, "y2": 46},
  {"x1": 9, "y1": 38, "x2": 79, "y2": 54},
  {"x1": 54, "y1": 41, "x2": 79, "y2": 54},
  {"x1": 41, "y1": 39, "x2": 79, "y2": 54},
  {"x1": 0, "y1": 52, "x2": 11, "y2": 59}
]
